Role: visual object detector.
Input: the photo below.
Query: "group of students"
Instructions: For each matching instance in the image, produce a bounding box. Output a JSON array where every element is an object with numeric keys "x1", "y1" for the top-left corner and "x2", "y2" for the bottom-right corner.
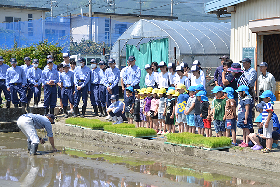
[{"x1": 107, "y1": 81, "x2": 278, "y2": 153}]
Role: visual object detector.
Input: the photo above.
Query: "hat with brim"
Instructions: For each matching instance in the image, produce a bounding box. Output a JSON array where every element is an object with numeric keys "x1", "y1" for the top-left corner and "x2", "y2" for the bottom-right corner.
[
  {"x1": 228, "y1": 63, "x2": 242, "y2": 73},
  {"x1": 219, "y1": 55, "x2": 229, "y2": 60},
  {"x1": 46, "y1": 114, "x2": 55, "y2": 124},
  {"x1": 259, "y1": 62, "x2": 268, "y2": 67},
  {"x1": 158, "y1": 61, "x2": 167, "y2": 67},
  {"x1": 254, "y1": 114, "x2": 262, "y2": 123},
  {"x1": 145, "y1": 64, "x2": 151, "y2": 69},
  {"x1": 188, "y1": 86, "x2": 196, "y2": 92},
  {"x1": 236, "y1": 85, "x2": 249, "y2": 95},
  {"x1": 240, "y1": 58, "x2": 251, "y2": 63},
  {"x1": 260, "y1": 90, "x2": 276, "y2": 101},
  {"x1": 126, "y1": 86, "x2": 134, "y2": 92},
  {"x1": 212, "y1": 86, "x2": 223, "y2": 93},
  {"x1": 191, "y1": 65, "x2": 199, "y2": 72},
  {"x1": 196, "y1": 91, "x2": 206, "y2": 97}
]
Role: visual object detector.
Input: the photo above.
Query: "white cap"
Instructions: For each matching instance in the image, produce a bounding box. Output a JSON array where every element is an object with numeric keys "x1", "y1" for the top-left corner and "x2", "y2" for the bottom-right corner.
[
  {"x1": 191, "y1": 65, "x2": 199, "y2": 72},
  {"x1": 192, "y1": 60, "x2": 201, "y2": 66},
  {"x1": 144, "y1": 64, "x2": 151, "y2": 69},
  {"x1": 158, "y1": 61, "x2": 167, "y2": 66},
  {"x1": 176, "y1": 66, "x2": 183, "y2": 71},
  {"x1": 168, "y1": 63, "x2": 173, "y2": 68},
  {"x1": 63, "y1": 53, "x2": 69, "y2": 58}
]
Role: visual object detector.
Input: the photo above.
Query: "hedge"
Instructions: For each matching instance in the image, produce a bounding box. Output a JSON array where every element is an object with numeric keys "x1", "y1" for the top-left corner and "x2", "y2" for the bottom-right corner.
[
  {"x1": 166, "y1": 132, "x2": 231, "y2": 148},
  {"x1": 65, "y1": 118, "x2": 112, "y2": 129},
  {"x1": 103, "y1": 123, "x2": 135, "y2": 133}
]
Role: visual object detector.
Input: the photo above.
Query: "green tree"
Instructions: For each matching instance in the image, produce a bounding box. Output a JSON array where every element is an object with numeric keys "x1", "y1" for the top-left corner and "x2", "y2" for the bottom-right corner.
[
  {"x1": 70, "y1": 40, "x2": 110, "y2": 55},
  {"x1": 0, "y1": 40, "x2": 63, "y2": 69}
]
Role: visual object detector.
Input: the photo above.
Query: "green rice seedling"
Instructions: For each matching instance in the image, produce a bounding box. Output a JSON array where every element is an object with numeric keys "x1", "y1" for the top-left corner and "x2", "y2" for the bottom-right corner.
[
  {"x1": 104, "y1": 123, "x2": 135, "y2": 133},
  {"x1": 166, "y1": 133, "x2": 231, "y2": 148},
  {"x1": 115, "y1": 128, "x2": 156, "y2": 137},
  {"x1": 65, "y1": 118, "x2": 112, "y2": 129}
]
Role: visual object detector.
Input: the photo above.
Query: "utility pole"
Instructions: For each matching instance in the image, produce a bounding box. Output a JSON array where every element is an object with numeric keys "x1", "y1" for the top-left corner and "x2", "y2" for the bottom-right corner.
[
  {"x1": 89, "y1": 0, "x2": 92, "y2": 41},
  {"x1": 50, "y1": 0, "x2": 56, "y2": 18},
  {"x1": 171, "y1": 0, "x2": 173, "y2": 16},
  {"x1": 140, "y1": 0, "x2": 142, "y2": 15}
]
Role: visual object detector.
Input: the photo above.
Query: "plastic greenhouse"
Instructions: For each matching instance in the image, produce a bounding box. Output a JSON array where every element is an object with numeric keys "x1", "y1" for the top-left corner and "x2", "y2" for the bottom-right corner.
[{"x1": 110, "y1": 19, "x2": 230, "y2": 87}]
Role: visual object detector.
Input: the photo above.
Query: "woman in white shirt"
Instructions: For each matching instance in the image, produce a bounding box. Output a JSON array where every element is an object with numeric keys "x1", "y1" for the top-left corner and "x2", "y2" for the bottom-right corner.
[
  {"x1": 192, "y1": 60, "x2": 205, "y2": 78},
  {"x1": 191, "y1": 65, "x2": 205, "y2": 88},
  {"x1": 151, "y1": 62, "x2": 159, "y2": 87},
  {"x1": 144, "y1": 64, "x2": 156, "y2": 88},
  {"x1": 168, "y1": 63, "x2": 176, "y2": 87},
  {"x1": 175, "y1": 66, "x2": 190, "y2": 89},
  {"x1": 157, "y1": 61, "x2": 169, "y2": 89}
]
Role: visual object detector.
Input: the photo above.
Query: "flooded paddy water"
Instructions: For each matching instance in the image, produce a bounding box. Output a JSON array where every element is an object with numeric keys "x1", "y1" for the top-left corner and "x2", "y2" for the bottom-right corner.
[{"x1": 0, "y1": 132, "x2": 278, "y2": 187}]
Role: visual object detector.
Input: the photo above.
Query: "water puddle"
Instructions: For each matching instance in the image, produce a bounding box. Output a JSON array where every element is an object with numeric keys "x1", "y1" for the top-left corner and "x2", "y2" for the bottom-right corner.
[{"x1": 0, "y1": 132, "x2": 276, "y2": 187}]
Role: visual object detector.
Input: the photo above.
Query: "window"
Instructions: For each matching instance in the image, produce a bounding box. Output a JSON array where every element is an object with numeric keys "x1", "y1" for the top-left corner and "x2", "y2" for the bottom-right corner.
[
  {"x1": 5, "y1": 17, "x2": 21, "y2": 30},
  {"x1": 28, "y1": 14, "x2": 33, "y2": 21},
  {"x1": 115, "y1": 24, "x2": 127, "y2": 35},
  {"x1": 104, "y1": 19, "x2": 110, "y2": 44},
  {"x1": 5, "y1": 17, "x2": 13, "y2": 23}
]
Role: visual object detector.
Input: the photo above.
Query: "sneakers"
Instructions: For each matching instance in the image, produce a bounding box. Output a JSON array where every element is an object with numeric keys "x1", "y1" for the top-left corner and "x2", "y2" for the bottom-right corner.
[
  {"x1": 238, "y1": 142, "x2": 248, "y2": 147},
  {"x1": 263, "y1": 147, "x2": 271, "y2": 153},
  {"x1": 232, "y1": 142, "x2": 238, "y2": 146},
  {"x1": 157, "y1": 130, "x2": 162, "y2": 135},
  {"x1": 272, "y1": 143, "x2": 278, "y2": 148},
  {"x1": 252, "y1": 145, "x2": 263, "y2": 151},
  {"x1": 114, "y1": 116, "x2": 123, "y2": 124},
  {"x1": 105, "y1": 115, "x2": 112, "y2": 120}
]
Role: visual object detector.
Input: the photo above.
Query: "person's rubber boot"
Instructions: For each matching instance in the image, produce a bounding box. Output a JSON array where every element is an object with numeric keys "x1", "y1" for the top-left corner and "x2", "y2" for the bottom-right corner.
[
  {"x1": 81, "y1": 106, "x2": 86, "y2": 118},
  {"x1": 102, "y1": 107, "x2": 107, "y2": 117},
  {"x1": 44, "y1": 108, "x2": 49, "y2": 115},
  {"x1": 30, "y1": 143, "x2": 38, "y2": 156},
  {"x1": 63, "y1": 106, "x2": 69, "y2": 118},
  {"x1": 27, "y1": 140, "x2": 32, "y2": 153},
  {"x1": 50, "y1": 108, "x2": 55, "y2": 115},
  {"x1": 14, "y1": 104, "x2": 18, "y2": 108},
  {"x1": 98, "y1": 105, "x2": 103, "y2": 117},
  {"x1": 93, "y1": 106, "x2": 98, "y2": 117},
  {"x1": 6, "y1": 101, "x2": 10, "y2": 108},
  {"x1": 73, "y1": 107, "x2": 78, "y2": 118},
  {"x1": 21, "y1": 102, "x2": 27, "y2": 113}
]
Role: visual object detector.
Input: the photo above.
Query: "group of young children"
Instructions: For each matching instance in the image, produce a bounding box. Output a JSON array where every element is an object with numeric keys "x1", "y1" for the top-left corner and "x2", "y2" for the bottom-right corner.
[{"x1": 119, "y1": 83, "x2": 278, "y2": 153}]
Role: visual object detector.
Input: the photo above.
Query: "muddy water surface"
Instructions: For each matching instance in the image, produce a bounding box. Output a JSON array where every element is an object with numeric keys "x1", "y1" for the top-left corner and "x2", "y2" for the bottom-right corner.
[{"x1": 0, "y1": 132, "x2": 276, "y2": 187}]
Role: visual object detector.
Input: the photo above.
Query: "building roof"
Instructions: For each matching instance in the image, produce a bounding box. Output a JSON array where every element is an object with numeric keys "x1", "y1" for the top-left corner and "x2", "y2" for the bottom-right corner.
[
  {"x1": 0, "y1": 4, "x2": 50, "y2": 12},
  {"x1": 70, "y1": 12, "x2": 178, "y2": 21},
  {"x1": 111, "y1": 19, "x2": 230, "y2": 58},
  {"x1": 205, "y1": 0, "x2": 248, "y2": 13}
]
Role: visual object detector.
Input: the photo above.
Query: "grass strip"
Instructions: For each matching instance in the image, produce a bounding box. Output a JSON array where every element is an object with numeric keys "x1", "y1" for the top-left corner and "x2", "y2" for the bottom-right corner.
[
  {"x1": 115, "y1": 127, "x2": 156, "y2": 137},
  {"x1": 103, "y1": 123, "x2": 135, "y2": 133},
  {"x1": 166, "y1": 132, "x2": 231, "y2": 148},
  {"x1": 65, "y1": 118, "x2": 112, "y2": 129}
]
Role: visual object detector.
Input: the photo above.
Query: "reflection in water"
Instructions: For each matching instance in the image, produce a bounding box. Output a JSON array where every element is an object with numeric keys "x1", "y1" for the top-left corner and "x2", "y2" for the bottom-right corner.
[{"x1": 0, "y1": 149, "x2": 264, "y2": 187}]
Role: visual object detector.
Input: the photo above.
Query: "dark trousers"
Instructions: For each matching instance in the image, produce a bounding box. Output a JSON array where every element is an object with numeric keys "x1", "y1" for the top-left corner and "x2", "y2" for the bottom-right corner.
[
  {"x1": 10, "y1": 83, "x2": 27, "y2": 104},
  {"x1": 44, "y1": 85, "x2": 57, "y2": 109},
  {"x1": 0, "y1": 80, "x2": 11, "y2": 104},
  {"x1": 62, "y1": 87, "x2": 74, "y2": 107},
  {"x1": 74, "y1": 83, "x2": 88, "y2": 108},
  {"x1": 90, "y1": 84, "x2": 99, "y2": 107},
  {"x1": 109, "y1": 110, "x2": 122, "y2": 117},
  {"x1": 26, "y1": 83, "x2": 33, "y2": 102},
  {"x1": 31, "y1": 84, "x2": 42, "y2": 102},
  {"x1": 106, "y1": 85, "x2": 119, "y2": 107},
  {"x1": 99, "y1": 85, "x2": 106, "y2": 107}
]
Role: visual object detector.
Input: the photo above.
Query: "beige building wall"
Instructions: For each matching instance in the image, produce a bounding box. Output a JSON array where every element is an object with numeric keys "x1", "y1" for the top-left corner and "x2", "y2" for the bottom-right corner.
[
  {"x1": 230, "y1": 0, "x2": 280, "y2": 64},
  {"x1": 0, "y1": 8, "x2": 46, "y2": 23}
]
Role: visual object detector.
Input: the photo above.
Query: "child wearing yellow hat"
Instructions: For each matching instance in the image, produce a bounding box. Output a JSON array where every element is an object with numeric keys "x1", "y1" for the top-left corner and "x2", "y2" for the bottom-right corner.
[
  {"x1": 150, "y1": 89, "x2": 159, "y2": 131},
  {"x1": 143, "y1": 87, "x2": 153, "y2": 128},
  {"x1": 175, "y1": 84, "x2": 189, "y2": 133},
  {"x1": 157, "y1": 88, "x2": 167, "y2": 134},
  {"x1": 164, "y1": 89, "x2": 176, "y2": 133}
]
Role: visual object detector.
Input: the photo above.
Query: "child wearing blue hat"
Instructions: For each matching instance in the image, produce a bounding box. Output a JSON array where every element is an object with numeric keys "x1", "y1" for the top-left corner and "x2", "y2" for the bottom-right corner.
[
  {"x1": 236, "y1": 85, "x2": 254, "y2": 147},
  {"x1": 211, "y1": 86, "x2": 226, "y2": 137},
  {"x1": 259, "y1": 90, "x2": 276, "y2": 153},
  {"x1": 184, "y1": 86, "x2": 196, "y2": 133},
  {"x1": 195, "y1": 91, "x2": 209, "y2": 136},
  {"x1": 123, "y1": 86, "x2": 135, "y2": 124},
  {"x1": 223, "y1": 87, "x2": 237, "y2": 145},
  {"x1": 247, "y1": 114, "x2": 266, "y2": 150}
]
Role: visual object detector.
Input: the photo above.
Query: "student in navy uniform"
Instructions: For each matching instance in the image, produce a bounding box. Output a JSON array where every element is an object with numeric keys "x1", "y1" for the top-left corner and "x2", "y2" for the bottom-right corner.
[
  {"x1": 44, "y1": 55, "x2": 57, "y2": 70},
  {"x1": 21, "y1": 57, "x2": 33, "y2": 107},
  {"x1": 104, "y1": 59, "x2": 120, "y2": 107},
  {"x1": 122, "y1": 56, "x2": 141, "y2": 98},
  {"x1": 98, "y1": 60, "x2": 108, "y2": 117},
  {"x1": 0, "y1": 56, "x2": 11, "y2": 108},
  {"x1": 26, "y1": 59, "x2": 42, "y2": 107},
  {"x1": 59, "y1": 64, "x2": 74, "y2": 118},
  {"x1": 41, "y1": 59, "x2": 59, "y2": 115},
  {"x1": 73, "y1": 57, "x2": 91, "y2": 118},
  {"x1": 6, "y1": 58, "x2": 28, "y2": 109},
  {"x1": 57, "y1": 63, "x2": 64, "y2": 113},
  {"x1": 89, "y1": 59, "x2": 102, "y2": 116}
]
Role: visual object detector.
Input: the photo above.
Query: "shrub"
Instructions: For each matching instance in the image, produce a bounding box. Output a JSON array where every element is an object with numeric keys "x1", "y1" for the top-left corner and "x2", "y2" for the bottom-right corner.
[
  {"x1": 103, "y1": 123, "x2": 135, "y2": 133},
  {"x1": 65, "y1": 118, "x2": 112, "y2": 129},
  {"x1": 166, "y1": 132, "x2": 231, "y2": 148}
]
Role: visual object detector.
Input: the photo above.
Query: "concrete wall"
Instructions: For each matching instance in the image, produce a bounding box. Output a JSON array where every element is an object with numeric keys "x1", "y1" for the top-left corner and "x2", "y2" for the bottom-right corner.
[{"x1": 230, "y1": 0, "x2": 280, "y2": 64}]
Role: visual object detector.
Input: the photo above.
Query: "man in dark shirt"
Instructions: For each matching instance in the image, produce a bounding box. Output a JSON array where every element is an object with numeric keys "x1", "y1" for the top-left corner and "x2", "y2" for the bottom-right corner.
[
  {"x1": 214, "y1": 55, "x2": 229, "y2": 86},
  {"x1": 222, "y1": 61, "x2": 238, "y2": 103}
]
